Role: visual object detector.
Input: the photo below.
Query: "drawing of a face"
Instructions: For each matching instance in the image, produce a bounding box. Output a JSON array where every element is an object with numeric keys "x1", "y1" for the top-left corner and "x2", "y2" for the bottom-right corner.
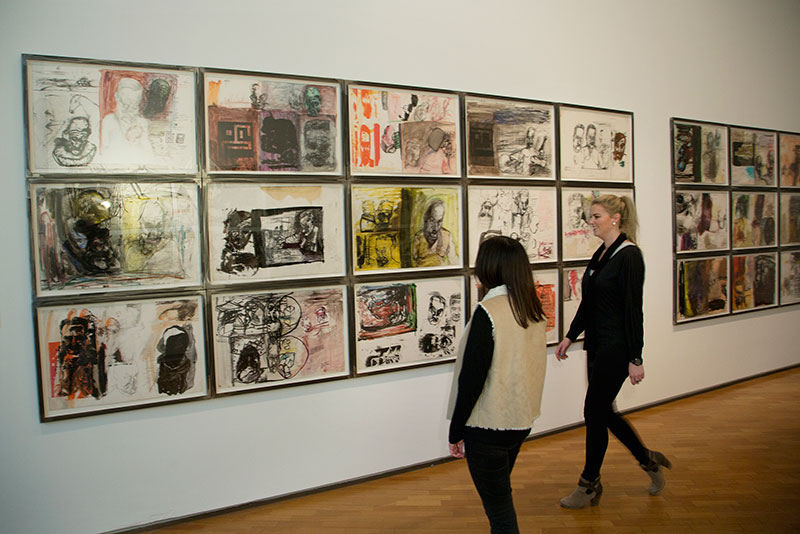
[
  {"x1": 136, "y1": 201, "x2": 167, "y2": 256},
  {"x1": 568, "y1": 193, "x2": 586, "y2": 228},
  {"x1": 428, "y1": 293, "x2": 447, "y2": 325},
  {"x1": 613, "y1": 132, "x2": 627, "y2": 161},
  {"x1": 423, "y1": 201, "x2": 446, "y2": 246},
  {"x1": 376, "y1": 200, "x2": 394, "y2": 229},
  {"x1": 303, "y1": 86, "x2": 322, "y2": 116},
  {"x1": 303, "y1": 120, "x2": 332, "y2": 167},
  {"x1": 404, "y1": 139, "x2": 422, "y2": 167},
  {"x1": 115, "y1": 78, "x2": 144, "y2": 116},
  {"x1": 478, "y1": 200, "x2": 494, "y2": 220},
  {"x1": 64, "y1": 117, "x2": 91, "y2": 154},
  {"x1": 572, "y1": 124, "x2": 584, "y2": 152},
  {"x1": 586, "y1": 124, "x2": 597, "y2": 148},
  {"x1": 223, "y1": 210, "x2": 253, "y2": 250},
  {"x1": 449, "y1": 294, "x2": 461, "y2": 322},
  {"x1": 428, "y1": 127, "x2": 446, "y2": 151},
  {"x1": 374, "y1": 234, "x2": 393, "y2": 266},
  {"x1": 60, "y1": 318, "x2": 90, "y2": 356},
  {"x1": 514, "y1": 190, "x2": 529, "y2": 212}
]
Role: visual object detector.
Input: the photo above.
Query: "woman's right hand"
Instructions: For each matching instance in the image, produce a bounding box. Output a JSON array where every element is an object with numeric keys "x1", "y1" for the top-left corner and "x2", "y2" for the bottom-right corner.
[{"x1": 555, "y1": 338, "x2": 572, "y2": 360}]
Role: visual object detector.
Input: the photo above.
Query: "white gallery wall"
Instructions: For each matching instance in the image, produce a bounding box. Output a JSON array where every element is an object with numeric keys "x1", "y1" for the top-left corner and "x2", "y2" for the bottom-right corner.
[{"x1": 1, "y1": 1, "x2": 798, "y2": 533}]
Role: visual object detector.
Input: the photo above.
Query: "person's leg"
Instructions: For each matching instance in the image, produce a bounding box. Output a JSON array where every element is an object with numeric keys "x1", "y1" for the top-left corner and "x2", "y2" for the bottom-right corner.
[
  {"x1": 580, "y1": 360, "x2": 628, "y2": 481},
  {"x1": 607, "y1": 407, "x2": 649, "y2": 465},
  {"x1": 464, "y1": 435, "x2": 521, "y2": 534}
]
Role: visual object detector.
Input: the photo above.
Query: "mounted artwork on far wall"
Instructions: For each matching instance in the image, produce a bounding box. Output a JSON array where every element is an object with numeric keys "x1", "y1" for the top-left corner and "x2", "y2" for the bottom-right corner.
[
  {"x1": 779, "y1": 132, "x2": 800, "y2": 188},
  {"x1": 354, "y1": 276, "x2": 464, "y2": 374},
  {"x1": 674, "y1": 190, "x2": 729, "y2": 253},
  {"x1": 561, "y1": 187, "x2": 634, "y2": 261},
  {"x1": 562, "y1": 265, "x2": 586, "y2": 340},
  {"x1": 559, "y1": 105, "x2": 633, "y2": 182},
  {"x1": 731, "y1": 252, "x2": 777, "y2": 313},
  {"x1": 780, "y1": 192, "x2": 800, "y2": 245},
  {"x1": 533, "y1": 269, "x2": 559, "y2": 345},
  {"x1": 35, "y1": 295, "x2": 207, "y2": 421},
  {"x1": 675, "y1": 255, "x2": 729, "y2": 323},
  {"x1": 348, "y1": 84, "x2": 460, "y2": 177},
  {"x1": 25, "y1": 56, "x2": 198, "y2": 175},
  {"x1": 671, "y1": 119, "x2": 728, "y2": 185},
  {"x1": 731, "y1": 191, "x2": 777, "y2": 249},
  {"x1": 730, "y1": 127, "x2": 777, "y2": 186},
  {"x1": 211, "y1": 285, "x2": 349, "y2": 394},
  {"x1": 465, "y1": 95, "x2": 555, "y2": 179},
  {"x1": 204, "y1": 71, "x2": 342, "y2": 174},
  {"x1": 780, "y1": 250, "x2": 800, "y2": 305}
]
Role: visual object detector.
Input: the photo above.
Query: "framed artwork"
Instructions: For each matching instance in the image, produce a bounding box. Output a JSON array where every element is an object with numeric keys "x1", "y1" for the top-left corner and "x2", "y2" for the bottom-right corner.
[
  {"x1": 351, "y1": 185, "x2": 462, "y2": 274},
  {"x1": 25, "y1": 56, "x2": 197, "y2": 175},
  {"x1": 562, "y1": 265, "x2": 586, "y2": 341},
  {"x1": 204, "y1": 71, "x2": 342, "y2": 174},
  {"x1": 731, "y1": 252, "x2": 778, "y2": 313},
  {"x1": 674, "y1": 190, "x2": 729, "y2": 253},
  {"x1": 30, "y1": 182, "x2": 202, "y2": 297},
  {"x1": 348, "y1": 84, "x2": 460, "y2": 176},
  {"x1": 207, "y1": 183, "x2": 345, "y2": 284},
  {"x1": 780, "y1": 250, "x2": 800, "y2": 305},
  {"x1": 672, "y1": 120, "x2": 728, "y2": 184},
  {"x1": 730, "y1": 127, "x2": 777, "y2": 186},
  {"x1": 779, "y1": 132, "x2": 800, "y2": 188},
  {"x1": 467, "y1": 185, "x2": 557, "y2": 266},
  {"x1": 558, "y1": 105, "x2": 633, "y2": 182},
  {"x1": 35, "y1": 294, "x2": 207, "y2": 421},
  {"x1": 675, "y1": 255, "x2": 729, "y2": 323},
  {"x1": 780, "y1": 192, "x2": 800, "y2": 245},
  {"x1": 533, "y1": 269, "x2": 559, "y2": 345},
  {"x1": 731, "y1": 191, "x2": 777, "y2": 249},
  {"x1": 211, "y1": 285, "x2": 349, "y2": 394},
  {"x1": 354, "y1": 276, "x2": 464, "y2": 374},
  {"x1": 561, "y1": 187, "x2": 634, "y2": 261},
  {"x1": 465, "y1": 95, "x2": 555, "y2": 179}
]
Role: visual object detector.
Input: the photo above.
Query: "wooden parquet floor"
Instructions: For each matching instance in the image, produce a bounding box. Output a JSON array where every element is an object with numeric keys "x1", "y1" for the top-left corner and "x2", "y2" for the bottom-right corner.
[{"x1": 137, "y1": 367, "x2": 800, "y2": 533}]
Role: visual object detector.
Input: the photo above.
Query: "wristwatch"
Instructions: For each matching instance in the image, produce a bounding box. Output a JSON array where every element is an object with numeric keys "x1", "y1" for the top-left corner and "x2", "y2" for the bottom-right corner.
[{"x1": 630, "y1": 357, "x2": 643, "y2": 366}]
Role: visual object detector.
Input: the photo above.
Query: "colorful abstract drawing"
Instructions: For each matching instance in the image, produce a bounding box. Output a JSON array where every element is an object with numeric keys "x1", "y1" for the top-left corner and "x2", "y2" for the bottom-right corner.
[
  {"x1": 204, "y1": 72, "x2": 341, "y2": 174},
  {"x1": 779, "y1": 133, "x2": 800, "y2": 188},
  {"x1": 533, "y1": 269, "x2": 559, "y2": 345},
  {"x1": 559, "y1": 106, "x2": 632, "y2": 182},
  {"x1": 731, "y1": 192, "x2": 777, "y2": 249},
  {"x1": 355, "y1": 277, "x2": 464, "y2": 373},
  {"x1": 780, "y1": 193, "x2": 800, "y2": 245},
  {"x1": 348, "y1": 85, "x2": 460, "y2": 176},
  {"x1": 780, "y1": 251, "x2": 800, "y2": 305},
  {"x1": 672, "y1": 121, "x2": 728, "y2": 184},
  {"x1": 676, "y1": 256, "x2": 729, "y2": 323},
  {"x1": 468, "y1": 186, "x2": 556, "y2": 265},
  {"x1": 352, "y1": 185, "x2": 462, "y2": 274},
  {"x1": 731, "y1": 128, "x2": 776, "y2": 186},
  {"x1": 31, "y1": 182, "x2": 201, "y2": 297},
  {"x1": 207, "y1": 183, "x2": 345, "y2": 284},
  {"x1": 562, "y1": 266, "x2": 586, "y2": 340},
  {"x1": 36, "y1": 296, "x2": 206, "y2": 420},
  {"x1": 26, "y1": 58, "x2": 197, "y2": 175},
  {"x1": 674, "y1": 190, "x2": 729, "y2": 252},
  {"x1": 465, "y1": 96, "x2": 555, "y2": 179},
  {"x1": 731, "y1": 253, "x2": 777, "y2": 313},
  {"x1": 212, "y1": 286, "x2": 348, "y2": 393},
  {"x1": 561, "y1": 188, "x2": 634, "y2": 260}
]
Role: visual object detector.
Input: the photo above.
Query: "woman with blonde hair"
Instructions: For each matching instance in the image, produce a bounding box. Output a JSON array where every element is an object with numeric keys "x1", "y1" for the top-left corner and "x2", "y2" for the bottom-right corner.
[{"x1": 555, "y1": 194, "x2": 671, "y2": 508}]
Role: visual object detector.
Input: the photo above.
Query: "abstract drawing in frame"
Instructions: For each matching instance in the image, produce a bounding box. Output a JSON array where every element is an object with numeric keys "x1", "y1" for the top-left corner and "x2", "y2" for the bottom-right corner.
[
  {"x1": 561, "y1": 187, "x2": 634, "y2": 261},
  {"x1": 674, "y1": 190, "x2": 729, "y2": 253},
  {"x1": 31, "y1": 182, "x2": 202, "y2": 297},
  {"x1": 211, "y1": 285, "x2": 348, "y2": 394},
  {"x1": 355, "y1": 276, "x2": 464, "y2": 374},
  {"x1": 562, "y1": 265, "x2": 586, "y2": 341},
  {"x1": 533, "y1": 269, "x2": 559, "y2": 345},
  {"x1": 467, "y1": 185, "x2": 557, "y2": 266},
  {"x1": 779, "y1": 132, "x2": 800, "y2": 188},
  {"x1": 36, "y1": 295, "x2": 206, "y2": 421},
  {"x1": 348, "y1": 84, "x2": 460, "y2": 177},
  {"x1": 465, "y1": 95, "x2": 555, "y2": 179},
  {"x1": 731, "y1": 191, "x2": 777, "y2": 249},
  {"x1": 780, "y1": 192, "x2": 800, "y2": 245},
  {"x1": 730, "y1": 127, "x2": 777, "y2": 186},
  {"x1": 352, "y1": 185, "x2": 462, "y2": 274},
  {"x1": 780, "y1": 250, "x2": 800, "y2": 305},
  {"x1": 559, "y1": 106, "x2": 632, "y2": 182},
  {"x1": 731, "y1": 252, "x2": 777, "y2": 313},
  {"x1": 207, "y1": 183, "x2": 345, "y2": 284},
  {"x1": 204, "y1": 71, "x2": 341, "y2": 174},
  {"x1": 676, "y1": 256, "x2": 729, "y2": 323},
  {"x1": 672, "y1": 120, "x2": 728, "y2": 184},
  {"x1": 25, "y1": 57, "x2": 197, "y2": 175}
]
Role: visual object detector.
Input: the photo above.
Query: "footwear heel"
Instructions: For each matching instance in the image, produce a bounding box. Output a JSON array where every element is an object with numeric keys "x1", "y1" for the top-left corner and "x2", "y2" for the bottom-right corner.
[{"x1": 590, "y1": 492, "x2": 602, "y2": 506}]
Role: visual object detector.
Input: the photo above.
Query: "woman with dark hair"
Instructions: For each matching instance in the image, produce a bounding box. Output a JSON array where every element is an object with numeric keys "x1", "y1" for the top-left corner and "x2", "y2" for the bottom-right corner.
[
  {"x1": 555, "y1": 194, "x2": 671, "y2": 509},
  {"x1": 448, "y1": 235, "x2": 547, "y2": 533}
]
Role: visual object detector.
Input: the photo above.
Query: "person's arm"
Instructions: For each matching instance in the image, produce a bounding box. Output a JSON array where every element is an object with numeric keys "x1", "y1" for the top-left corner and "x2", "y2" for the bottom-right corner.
[
  {"x1": 620, "y1": 247, "x2": 645, "y2": 364},
  {"x1": 448, "y1": 306, "x2": 494, "y2": 445}
]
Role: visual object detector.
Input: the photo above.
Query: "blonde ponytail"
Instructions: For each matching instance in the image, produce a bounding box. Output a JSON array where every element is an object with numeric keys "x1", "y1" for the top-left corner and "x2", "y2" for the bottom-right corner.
[{"x1": 592, "y1": 194, "x2": 639, "y2": 244}]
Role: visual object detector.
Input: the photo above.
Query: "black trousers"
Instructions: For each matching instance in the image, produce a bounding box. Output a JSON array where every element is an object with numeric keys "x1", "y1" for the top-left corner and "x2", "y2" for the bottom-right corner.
[
  {"x1": 464, "y1": 427, "x2": 529, "y2": 534},
  {"x1": 581, "y1": 354, "x2": 649, "y2": 481}
]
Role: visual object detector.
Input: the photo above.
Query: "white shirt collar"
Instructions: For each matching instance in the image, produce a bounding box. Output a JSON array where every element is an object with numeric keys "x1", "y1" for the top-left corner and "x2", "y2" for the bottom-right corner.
[{"x1": 483, "y1": 284, "x2": 508, "y2": 300}]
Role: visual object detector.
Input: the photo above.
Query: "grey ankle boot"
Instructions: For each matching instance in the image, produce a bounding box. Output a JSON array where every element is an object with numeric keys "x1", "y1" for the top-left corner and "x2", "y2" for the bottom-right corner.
[
  {"x1": 560, "y1": 476, "x2": 603, "y2": 509},
  {"x1": 640, "y1": 450, "x2": 672, "y2": 495}
]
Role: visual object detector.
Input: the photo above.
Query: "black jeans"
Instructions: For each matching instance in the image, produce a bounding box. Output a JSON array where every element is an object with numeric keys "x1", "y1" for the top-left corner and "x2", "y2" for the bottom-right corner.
[
  {"x1": 581, "y1": 354, "x2": 649, "y2": 481},
  {"x1": 464, "y1": 427, "x2": 529, "y2": 534}
]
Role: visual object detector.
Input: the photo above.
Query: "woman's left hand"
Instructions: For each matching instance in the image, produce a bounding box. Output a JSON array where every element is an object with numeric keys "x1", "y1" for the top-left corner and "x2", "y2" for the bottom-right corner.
[
  {"x1": 449, "y1": 441, "x2": 465, "y2": 458},
  {"x1": 629, "y1": 362, "x2": 644, "y2": 385}
]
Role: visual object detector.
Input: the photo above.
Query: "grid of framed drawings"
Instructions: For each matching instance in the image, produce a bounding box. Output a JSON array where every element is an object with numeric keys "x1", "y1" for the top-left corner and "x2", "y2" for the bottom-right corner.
[
  {"x1": 24, "y1": 54, "x2": 636, "y2": 421},
  {"x1": 671, "y1": 118, "x2": 800, "y2": 324}
]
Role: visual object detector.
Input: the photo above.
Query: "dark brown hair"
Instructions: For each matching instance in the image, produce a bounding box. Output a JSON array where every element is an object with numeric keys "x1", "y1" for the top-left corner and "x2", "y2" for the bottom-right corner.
[{"x1": 474, "y1": 236, "x2": 545, "y2": 328}]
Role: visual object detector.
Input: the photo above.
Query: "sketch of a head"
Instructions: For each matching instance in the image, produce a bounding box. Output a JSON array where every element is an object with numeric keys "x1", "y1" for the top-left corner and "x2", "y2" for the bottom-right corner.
[
  {"x1": 404, "y1": 139, "x2": 422, "y2": 167},
  {"x1": 157, "y1": 326, "x2": 190, "y2": 364},
  {"x1": 303, "y1": 86, "x2": 322, "y2": 116},
  {"x1": 136, "y1": 201, "x2": 168, "y2": 256},
  {"x1": 567, "y1": 193, "x2": 587, "y2": 228},
  {"x1": 423, "y1": 200, "x2": 446, "y2": 247},
  {"x1": 514, "y1": 190, "x2": 530, "y2": 212},
  {"x1": 115, "y1": 77, "x2": 144, "y2": 116},
  {"x1": 427, "y1": 127, "x2": 446, "y2": 151},
  {"x1": 585, "y1": 124, "x2": 597, "y2": 148},
  {"x1": 303, "y1": 119, "x2": 332, "y2": 167},
  {"x1": 428, "y1": 292, "x2": 447, "y2": 325},
  {"x1": 143, "y1": 78, "x2": 171, "y2": 118},
  {"x1": 59, "y1": 315, "x2": 92, "y2": 355},
  {"x1": 260, "y1": 113, "x2": 299, "y2": 167},
  {"x1": 62, "y1": 117, "x2": 92, "y2": 154},
  {"x1": 613, "y1": 132, "x2": 627, "y2": 161},
  {"x1": 375, "y1": 200, "x2": 394, "y2": 229},
  {"x1": 478, "y1": 199, "x2": 494, "y2": 220},
  {"x1": 572, "y1": 124, "x2": 585, "y2": 152},
  {"x1": 223, "y1": 210, "x2": 253, "y2": 250},
  {"x1": 374, "y1": 234, "x2": 394, "y2": 266}
]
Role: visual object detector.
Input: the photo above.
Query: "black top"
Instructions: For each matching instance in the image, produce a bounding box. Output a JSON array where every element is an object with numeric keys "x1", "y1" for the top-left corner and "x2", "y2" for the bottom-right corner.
[{"x1": 566, "y1": 233, "x2": 645, "y2": 364}]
